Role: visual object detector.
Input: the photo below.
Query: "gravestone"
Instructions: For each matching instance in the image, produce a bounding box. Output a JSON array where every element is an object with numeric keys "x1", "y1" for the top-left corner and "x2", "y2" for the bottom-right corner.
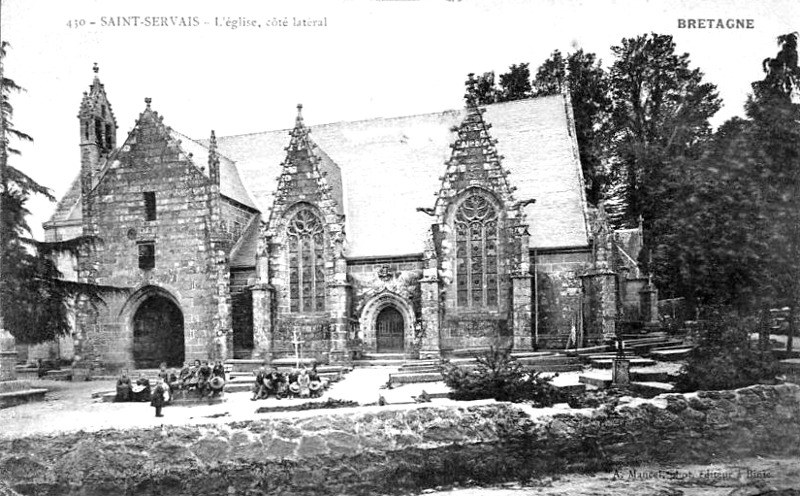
[{"x1": 0, "y1": 328, "x2": 18, "y2": 382}]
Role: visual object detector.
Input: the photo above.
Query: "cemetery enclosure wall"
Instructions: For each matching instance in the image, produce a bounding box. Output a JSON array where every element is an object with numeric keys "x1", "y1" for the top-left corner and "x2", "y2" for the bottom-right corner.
[{"x1": 1, "y1": 383, "x2": 799, "y2": 495}]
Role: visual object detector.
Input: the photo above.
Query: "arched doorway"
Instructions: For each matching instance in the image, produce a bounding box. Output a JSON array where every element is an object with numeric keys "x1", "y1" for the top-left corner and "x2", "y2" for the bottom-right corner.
[
  {"x1": 132, "y1": 295, "x2": 185, "y2": 368},
  {"x1": 376, "y1": 306, "x2": 404, "y2": 353}
]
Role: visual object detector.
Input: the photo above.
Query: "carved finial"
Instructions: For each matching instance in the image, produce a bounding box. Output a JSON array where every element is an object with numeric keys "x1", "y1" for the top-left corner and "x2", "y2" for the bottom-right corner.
[
  {"x1": 295, "y1": 103, "x2": 304, "y2": 127},
  {"x1": 93, "y1": 63, "x2": 99, "y2": 74},
  {"x1": 210, "y1": 129, "x2": 217, "y2": 148},
  {"x1": 145, "y1": 97, "x2": 152, "y2": 109}
]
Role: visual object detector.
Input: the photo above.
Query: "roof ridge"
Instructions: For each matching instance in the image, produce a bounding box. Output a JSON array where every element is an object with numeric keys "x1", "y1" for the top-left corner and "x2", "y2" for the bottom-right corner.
[{"x1": 213, "y1": 95, "x2": 563, "y2": 140}]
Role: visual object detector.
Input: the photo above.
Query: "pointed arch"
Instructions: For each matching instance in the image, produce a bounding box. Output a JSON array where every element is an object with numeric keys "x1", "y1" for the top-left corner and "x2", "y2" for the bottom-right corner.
[
  {"x1": 284, "y1": 202, "x2": 327, "y2": 313},
  {"x1": 447, "y1": 187, "x2": 506, "y2": 311}
]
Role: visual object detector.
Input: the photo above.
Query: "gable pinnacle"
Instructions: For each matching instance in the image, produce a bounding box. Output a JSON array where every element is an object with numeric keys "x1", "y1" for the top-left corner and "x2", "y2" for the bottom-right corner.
[
  {"x1": 93, "y1": 63, "x2": 99, "y2": 74},
  {"x1": 296, "y1": 103, "x2": 304, "y2": 128},
  {"x1": 145, "y1": 97, "x2": 152, "y2": 109}
]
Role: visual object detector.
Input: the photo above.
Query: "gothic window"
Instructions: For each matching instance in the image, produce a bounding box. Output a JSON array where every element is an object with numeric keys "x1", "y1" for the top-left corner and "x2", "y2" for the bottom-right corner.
[
  {"x1": 287, "y1": 208, "x2": 326, "y2": 312},
  {"x1": 455, "y1": 193, "x2": 500, "y2": 309}
]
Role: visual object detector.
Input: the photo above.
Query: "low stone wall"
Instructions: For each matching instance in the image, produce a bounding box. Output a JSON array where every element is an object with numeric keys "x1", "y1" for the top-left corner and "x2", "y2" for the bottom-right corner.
[{"x1": 1, "y1": 384, "x2": 800, "y2": 495}]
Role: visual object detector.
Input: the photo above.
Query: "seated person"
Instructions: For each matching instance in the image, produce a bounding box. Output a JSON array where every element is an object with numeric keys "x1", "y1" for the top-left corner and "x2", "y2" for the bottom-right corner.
[
  {"x1": 177, "y1": 361, "x2": 192, "y2": 387},
  {"x1": 212, "y1": 360, "x2": 226, "y2": 381},
  {"x1": 308, "y1": 366, "x2": 324, "y2": 398},
  {"x1": 115, "y1": 370, "x2": 132, "y2": 402},
  {"x1": 182, "y1": 360, "x2": 201, "y2": 390},
  {"x1": 251, "y1": 367, "x2": 268, "y2": 401},
  {"x1": 197, "y1": 361, "x2": 213, "y2": 397},
  {"x1": 296, "y1": 368, "x2": 311, "y2": 398},
  {"x1": 132, "y1": 373, "x2": 152, "y2": 402}
]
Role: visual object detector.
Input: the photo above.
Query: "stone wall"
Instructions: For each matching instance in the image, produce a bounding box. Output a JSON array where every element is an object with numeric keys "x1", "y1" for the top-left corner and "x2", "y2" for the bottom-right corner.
[
  {"x1": 76, "y1": 108, "x2": 231, "y2": 370},
  {"x1": 2, "y1": 384, "x2": 799, "y2": 495},
  {"x1": 349, "y1": 259, "x2": 422, "y2": 354},
  {"x1": 534, "y1": 249, "x2": 590, "y2": 348}
]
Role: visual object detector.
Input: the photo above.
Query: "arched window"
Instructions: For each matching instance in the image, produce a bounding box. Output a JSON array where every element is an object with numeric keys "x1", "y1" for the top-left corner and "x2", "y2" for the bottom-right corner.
[
  {"x1": 287, "y1": 208, "x2": 326, "y2": 312},
  {"x1": 455, "y1": 193, "x2": 500, "y2": 309}
]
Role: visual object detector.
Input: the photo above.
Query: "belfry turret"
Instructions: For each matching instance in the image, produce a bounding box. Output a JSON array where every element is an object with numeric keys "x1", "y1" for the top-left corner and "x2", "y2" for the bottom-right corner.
[{"x1": 78, "y1": 63, "x2": 117, "y2": 201}]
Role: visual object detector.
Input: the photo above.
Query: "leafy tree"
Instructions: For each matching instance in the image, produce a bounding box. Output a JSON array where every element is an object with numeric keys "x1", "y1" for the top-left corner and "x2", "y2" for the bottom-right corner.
[
  {"x1": 464, "y1": 72, "x2": 496, "y2": 105},
  {"x1": 532, "y1": 50, "x2": 567, "y2": 96},
  {"x1": 675, "y1": 309, "x2": 778, "y2": 392},
  {"x1": 0, "y1": 42, "x2": 122, "y2": 345},
  {"x1": 605, "y1": 33, "x2": 722, "y2": 302},
  {"x1": 497, "y1": 63, "x2": 532, "y2": 102},
  {"x1": 744, "y1": 32, "x2": 800, "y2": 351}
]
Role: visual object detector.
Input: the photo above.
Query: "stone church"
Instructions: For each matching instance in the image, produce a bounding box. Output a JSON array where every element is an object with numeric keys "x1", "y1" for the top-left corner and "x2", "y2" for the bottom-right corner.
[{"x1": 42, "y1": 68, "x2": 657, "y2": 371}]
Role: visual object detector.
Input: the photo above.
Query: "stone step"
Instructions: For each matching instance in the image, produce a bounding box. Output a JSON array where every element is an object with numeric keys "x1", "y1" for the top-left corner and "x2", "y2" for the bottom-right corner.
[
  {"x1": 45, "y1": 369, "x2": 73, "y2": 381},
  {"x1": 579, "y1": 375, "x2": 612, "y2": 389},
  {"x1": 389, "y1": 372, "x2": 443, "y2": 384},
  {"x1": 590, "y1": 358, "x2": 656, "y2": 369},
  {"x1": 631, "y1": 370, "x2": 674, "y2": 382},
  {"x1": 352, "y1": 359, "x2": 405, "y2": 367},
  {"x1": 99, "y1": 390, "x2": 227, "y2": 405},
  {"x1": 630, "y1": 381, "x2": 674, "y2": 397},
  {"x1": 362, "y1": 353, "x2": 405, "y2": 360},
  {"x1": 649, "y1": 348, "x2": 692, "y2": 361},
  {"x1": 0, "y1": 389, "x2": 48, "y2": 409}
]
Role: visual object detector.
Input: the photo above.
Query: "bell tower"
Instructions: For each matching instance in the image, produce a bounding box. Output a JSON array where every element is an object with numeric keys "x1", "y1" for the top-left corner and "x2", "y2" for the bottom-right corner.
[{"x1": 78, "y1": 63, "x2": 117, "y2": 201}]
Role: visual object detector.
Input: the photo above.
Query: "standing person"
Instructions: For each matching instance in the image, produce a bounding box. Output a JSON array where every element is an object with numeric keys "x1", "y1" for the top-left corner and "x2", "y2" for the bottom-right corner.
[{"x1": 151, "y1": 378, "x2": 166, "y2": 417}]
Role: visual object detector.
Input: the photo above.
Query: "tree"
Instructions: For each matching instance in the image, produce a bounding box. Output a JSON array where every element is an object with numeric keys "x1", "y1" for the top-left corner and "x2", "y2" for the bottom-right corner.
[
  {"x1": 497, "y1": 63, "x2": 532, "y2": 102},
  {"x1": 745, "y1": 32, "x2": 800, "y2": 351},
  {"x1": 605, "y1": 33, "x2": 722, "y2": 293},
  {"x1": 532, "y1": 50, "x2": 567, "y2": 96},
  {"x1": 464, "y1": 72, "x2": 497, "y2": 106},
  {"x1": 0, "y1": 42, "x2": 122, "y2": 346}
]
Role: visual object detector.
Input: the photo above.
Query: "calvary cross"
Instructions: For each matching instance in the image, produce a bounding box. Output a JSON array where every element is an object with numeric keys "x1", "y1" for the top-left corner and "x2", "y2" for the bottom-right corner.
[{"x1": 291, "y1": 329, "x2": 305, "y2": 368}]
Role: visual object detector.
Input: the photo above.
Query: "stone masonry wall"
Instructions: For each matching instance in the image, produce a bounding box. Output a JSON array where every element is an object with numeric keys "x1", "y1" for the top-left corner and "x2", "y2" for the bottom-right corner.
[
  {"x1": 79, "y1": 108, "x2": 227, "y2": 369},
  {"x1": 534, "y1": 249, "x2": 590, "y2": 348},
  {"x1": 349, "y1": 259, "x2": 422, "y2": 353},
  {"x1": 1, "y1": 384, "x2": 799, "y2": 495}
]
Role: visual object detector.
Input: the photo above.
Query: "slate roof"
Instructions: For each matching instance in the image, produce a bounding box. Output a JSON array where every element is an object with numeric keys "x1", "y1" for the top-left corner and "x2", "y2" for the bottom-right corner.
[
  {"x1": 168, "y1": 129, "x2": 258, "y2": 210},
  {"x1": 214, "y1": 95, "x2": 590, "y2": 257},
  {"x1": 229, "y1": 213, "x2": 261, "y2": 268},
  {"x1": 47, "y1": 95, "x2": 590, "y2": 258},
  {"x1": 46, "y1": 120, "x2": 258, "y2": 226}
]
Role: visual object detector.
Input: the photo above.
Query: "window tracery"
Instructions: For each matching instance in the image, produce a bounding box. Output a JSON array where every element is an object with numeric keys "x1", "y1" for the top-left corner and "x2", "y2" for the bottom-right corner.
[
  {"x1": 287, "y1": 208, "x2": 326, "y2": 312},
  {"x1": 454, "y1": 193, "x2": 500, "y2": 309}
]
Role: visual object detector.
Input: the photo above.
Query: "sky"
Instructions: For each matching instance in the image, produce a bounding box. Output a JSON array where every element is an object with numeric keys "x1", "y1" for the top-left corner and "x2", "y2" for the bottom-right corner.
[{"x1": 1, "y1": 0, "x2": 798, "y2": 239}]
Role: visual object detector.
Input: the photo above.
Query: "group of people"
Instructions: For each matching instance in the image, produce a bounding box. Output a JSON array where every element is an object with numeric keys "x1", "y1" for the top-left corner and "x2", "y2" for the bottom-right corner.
[
  {"x1": 115, "y1": 359, "x2": 227, "y2": 417},
  {"x1": 251, "y1": 365, "x2": 326, "y2": 400}
]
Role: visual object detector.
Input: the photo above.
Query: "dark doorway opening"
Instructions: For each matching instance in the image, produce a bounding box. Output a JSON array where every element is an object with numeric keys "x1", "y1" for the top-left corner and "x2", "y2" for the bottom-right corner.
[
  {"x1": 376, "y1": 306, "x2": 404, "y2": 352},
  {"x1": 232, "y1": 290, "x2": 254, "y2": 358},
  {"x1": 133, "y1": 295, "x2": 184, "y2": 368}
]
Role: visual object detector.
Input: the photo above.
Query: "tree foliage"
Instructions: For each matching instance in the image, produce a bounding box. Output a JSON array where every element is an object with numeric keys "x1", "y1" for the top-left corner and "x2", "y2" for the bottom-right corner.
[
  {"x1": 497, "y1": 63, "x2": 532, "y2": 102},
  {"x1": 440, "y1": 348, "x2": 559, "y2": 406},
  {"x1": 0, "y1": 42, "x2": 124, "y2": 345},
  {"x1": 605, "y1": 33, "x2": 721, "y2": 232},
  {"x1": 675, "y1": 310, "x2": 778, "y2": 392}
]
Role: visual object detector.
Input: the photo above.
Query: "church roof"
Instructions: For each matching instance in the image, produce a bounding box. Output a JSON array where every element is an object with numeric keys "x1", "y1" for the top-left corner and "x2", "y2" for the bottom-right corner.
[
  {"x1": 229, "y1": 214, "x2": 261, "y2": 268},
  {"x1": 214, "y1": 95, "x2": 590, "y2": 257},
  {"x1": 45, "y1": 115, "x2": 258, "y2": 226}
]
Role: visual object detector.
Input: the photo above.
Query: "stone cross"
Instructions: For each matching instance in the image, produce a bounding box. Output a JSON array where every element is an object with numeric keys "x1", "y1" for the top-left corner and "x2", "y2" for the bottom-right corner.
[{"x1": 291, "y1": 329, "x2": 305, "y2": 368}]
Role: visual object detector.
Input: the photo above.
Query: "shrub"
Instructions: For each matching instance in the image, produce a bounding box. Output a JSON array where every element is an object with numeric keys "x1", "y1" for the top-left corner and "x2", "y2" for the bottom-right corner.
[
  {"x1": 440, "y1": 347, "x2": 560, "y2": 406},
  {"x1": 675, "y1": 309, "x2": 780, "y2": 392}
]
